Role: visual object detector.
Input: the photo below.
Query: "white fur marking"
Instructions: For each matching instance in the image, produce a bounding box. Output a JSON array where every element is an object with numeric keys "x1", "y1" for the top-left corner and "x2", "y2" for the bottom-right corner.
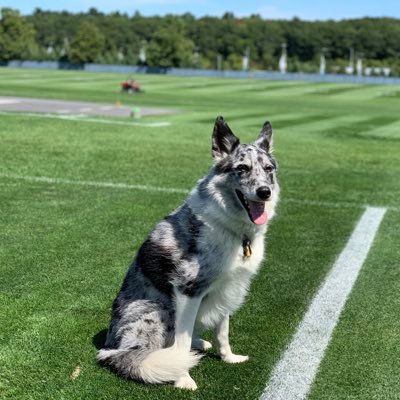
[
  {"x1": 173, "y1": 289, "x2": 203, "y2": 350},
  {"x1": 172, "y1": 289, "x2": 203, "y2": 389},
  {"x1": 261, "y1": 207, "x2": 386, "y2": 400},
  {"x1": 174, "y1": 373, "x2": 198, "y2": 390},
  {"x1": 191, "y1": 338, "x2": 212, "y2": 351},
  {"x1": 214, "y1": 314, "x2": 249, "y2": 363},
  {"x1": 97, "y1": 347, "x2": 201, "y2": 384},
  {"x1": 140, "y1": 348, "x2": 201, "y2": 384}
]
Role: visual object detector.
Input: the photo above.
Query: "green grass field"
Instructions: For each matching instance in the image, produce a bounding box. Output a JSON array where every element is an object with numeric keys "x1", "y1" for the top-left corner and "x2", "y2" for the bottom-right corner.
[{"x1": 0, "y1": 68, "x2": 399, "y2": 400}]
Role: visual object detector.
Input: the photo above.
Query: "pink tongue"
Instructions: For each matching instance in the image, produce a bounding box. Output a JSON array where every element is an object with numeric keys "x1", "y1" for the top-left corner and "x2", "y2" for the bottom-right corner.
[{"x1": 248, "y1": 200, "x2": 268, "y2": 225}]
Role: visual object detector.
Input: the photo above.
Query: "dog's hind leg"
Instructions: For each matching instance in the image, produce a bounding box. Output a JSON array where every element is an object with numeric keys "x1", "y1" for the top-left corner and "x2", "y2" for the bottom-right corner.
[
  {"x1": 191, "y1": 337, "x2": 212, "y2": 351},
  {"x1": 191, "y1": 322, "x2": 212, "y2": 352},
  {"x1": 172, "y1": 288, "x2": 203, "y2": 390},
  {"x1": 214, "y1": 313, "x2": 249, "y2": 363}
]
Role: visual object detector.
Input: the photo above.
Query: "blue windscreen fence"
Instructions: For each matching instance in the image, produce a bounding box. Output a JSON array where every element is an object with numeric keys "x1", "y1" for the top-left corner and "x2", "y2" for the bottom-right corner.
[{"x1": 4, "y1": 60, "x2": 400, "y2": 85}]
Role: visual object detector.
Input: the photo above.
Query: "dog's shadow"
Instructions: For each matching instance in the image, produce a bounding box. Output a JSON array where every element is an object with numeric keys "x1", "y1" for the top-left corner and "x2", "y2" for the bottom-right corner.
[{"x1": 92, "y1": 328, "x2": 108, "y2": 350}]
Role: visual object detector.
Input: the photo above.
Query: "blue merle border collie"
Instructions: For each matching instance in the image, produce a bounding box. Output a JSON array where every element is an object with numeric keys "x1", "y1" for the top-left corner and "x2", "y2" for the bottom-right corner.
[{"x1": 98, "y1": 116, "x2": 280, "y2": 390}]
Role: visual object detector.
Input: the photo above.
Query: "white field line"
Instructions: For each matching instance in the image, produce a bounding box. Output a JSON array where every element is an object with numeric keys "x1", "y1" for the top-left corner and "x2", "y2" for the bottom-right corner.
[
  {"x1": 283, "y1": 197, "x2": 399, "y2": 212},
  {"x1": 260, "y1": 206, "x2": 387, "y2": 400},
  {"x1": 0, "y1": 111, "x2": 171, "y2": 127},
  {"x1": 0, "y1": 172, "x2": 187, "y2": 195},
  {"x1": 0, "y1": 172, "x2": 398, "y2": 212}
]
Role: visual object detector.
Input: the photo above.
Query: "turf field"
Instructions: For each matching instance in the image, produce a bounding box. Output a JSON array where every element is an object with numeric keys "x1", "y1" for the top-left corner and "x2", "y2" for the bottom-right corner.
[{"x1": 0, "y1": 68, "x2": 399, "y2": 400}]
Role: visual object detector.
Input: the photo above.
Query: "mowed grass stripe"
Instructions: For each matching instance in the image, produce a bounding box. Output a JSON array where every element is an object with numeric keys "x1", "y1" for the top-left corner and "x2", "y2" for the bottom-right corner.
[
  {"x1": 261, "y1": 207, "x2": 387, "y2": 400},
  {"x1": 319, "y1": 116, "x2": 400, "y2": 140},
  {"x1": 305, "y1": 85, "x2": 371, "y2": 96},
  {"x1": 355, "y1": 118, "x2": 400, "y2": 140},
  {"x1": 290, "y1": 114, "x2": 368, "y2": 133}
]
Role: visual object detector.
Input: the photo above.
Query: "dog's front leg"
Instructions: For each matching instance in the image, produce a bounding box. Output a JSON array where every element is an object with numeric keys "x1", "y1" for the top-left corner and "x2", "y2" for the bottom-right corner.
[
  {"x1": 214, "y1": 313, "x2": 249, "y2": 363},
  {"x1": 173, "y1": 288, "x2": 202, "y2": 390}
]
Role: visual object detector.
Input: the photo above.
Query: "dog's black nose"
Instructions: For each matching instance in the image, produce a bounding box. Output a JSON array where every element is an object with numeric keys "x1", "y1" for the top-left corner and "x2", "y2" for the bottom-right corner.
[{"x1": 256, "y1": 186, "x2": 271, "y2": 200}]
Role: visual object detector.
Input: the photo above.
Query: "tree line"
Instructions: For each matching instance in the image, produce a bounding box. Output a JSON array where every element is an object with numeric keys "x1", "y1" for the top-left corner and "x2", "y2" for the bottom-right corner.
[{"x1": 1, "y1": 7, "x2": 400, "y2": 75}]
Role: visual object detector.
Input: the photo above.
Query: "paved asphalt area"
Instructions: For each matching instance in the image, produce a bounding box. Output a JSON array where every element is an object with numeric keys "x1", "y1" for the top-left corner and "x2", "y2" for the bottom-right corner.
[{"x1": 0, "y1": 96, "x2": 175, "y2": 118}]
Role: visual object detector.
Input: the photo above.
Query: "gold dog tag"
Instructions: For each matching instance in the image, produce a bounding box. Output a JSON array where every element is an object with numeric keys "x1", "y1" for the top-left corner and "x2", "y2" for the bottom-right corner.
[{"x1": 243, "y1": 239, "x2": 252, "y2": 258}]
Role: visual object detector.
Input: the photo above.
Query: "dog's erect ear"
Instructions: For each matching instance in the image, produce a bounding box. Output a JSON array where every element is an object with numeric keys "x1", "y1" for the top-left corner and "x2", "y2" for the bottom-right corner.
[
  {"x1": 212, "y1": 116, "x2": 240, "y2": 161},
  {"x1": 255, "y1": 121, "x2": 273, "y2": 152}
]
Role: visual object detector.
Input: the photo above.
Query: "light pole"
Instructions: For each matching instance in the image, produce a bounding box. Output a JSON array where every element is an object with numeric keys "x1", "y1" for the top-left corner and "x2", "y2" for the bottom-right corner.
[
  {"x1": 193, "y1": 47, "x2": 200, "y2": 69},
  {"x1": 320, "y1": 47, "x2": 327, "y2": 75},
  {"x1": 242, "y1": 46, "x2": 250, "y2": 71},
  {"x1": 139, "y1": 40, "x2": 147, "y2": 65},
  {"x1": 356, "y1": 52, "x2": 363, "y2": 77},
  {"x1": 279, "y1": 42, "x2": 287, "y2": 74},
  {"x1": 217, "y1": 54, "x2": 222, "y2": 71},
  {"x1": 347, "y1": 47, "x2": 354, "y2": 74}
]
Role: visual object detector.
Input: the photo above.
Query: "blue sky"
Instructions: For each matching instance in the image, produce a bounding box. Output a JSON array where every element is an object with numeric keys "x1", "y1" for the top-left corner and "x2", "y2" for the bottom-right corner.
[{"x1": 3, "y1": 0, "x2": 400, "y2": 20}]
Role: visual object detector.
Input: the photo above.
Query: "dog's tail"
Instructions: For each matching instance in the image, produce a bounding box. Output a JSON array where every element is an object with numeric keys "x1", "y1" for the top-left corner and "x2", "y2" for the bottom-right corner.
[{"x1": 97, "y1": 346, "x2": 201, "y2": 383}]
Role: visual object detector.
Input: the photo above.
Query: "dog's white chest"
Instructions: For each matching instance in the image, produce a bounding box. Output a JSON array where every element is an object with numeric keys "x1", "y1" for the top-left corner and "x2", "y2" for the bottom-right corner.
[
  {"x1": 203, "y1": 225, "x2": 264, "y2": 290},
  {"x1": 196, "y1": 229, "x2": 265, "y2": 328},
  {"x1": 217, "y1": 229, "x2": 265, "y2": 274}
]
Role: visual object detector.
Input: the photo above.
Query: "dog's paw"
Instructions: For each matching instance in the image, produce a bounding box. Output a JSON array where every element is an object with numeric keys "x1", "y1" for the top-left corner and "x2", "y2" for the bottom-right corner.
[
  {"x1": 192, "y1": 338, "x2": 212, "y2": 351},
  {"x1": 174, "y1": 375, "x2": 198, "y2": 390},
  {"x1": 222, "y1": 354, "x2": 249, "y2": 364}
]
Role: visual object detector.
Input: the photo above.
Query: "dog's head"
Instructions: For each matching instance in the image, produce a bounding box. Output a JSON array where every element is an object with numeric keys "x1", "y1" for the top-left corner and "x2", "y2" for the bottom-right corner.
[{"x1": 210, "y1": 116, "x2": 279, "y2": 225}]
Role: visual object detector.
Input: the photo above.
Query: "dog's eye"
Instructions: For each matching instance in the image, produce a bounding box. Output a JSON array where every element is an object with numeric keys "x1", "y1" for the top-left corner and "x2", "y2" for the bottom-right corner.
[
  {"x1": 236, "y1": 164, "x2": 250, "y2": 173},
  {"x1": 265, "y1": 165, "x2": 274, "y2": 173}
]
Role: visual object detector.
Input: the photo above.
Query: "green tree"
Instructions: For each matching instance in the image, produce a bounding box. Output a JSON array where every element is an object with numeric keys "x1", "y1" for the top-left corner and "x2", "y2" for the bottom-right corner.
[
  {"x1": 96, "y1": 12, "x2": 140, "y2": 64},
  {"x1": 10, "y1": 9, "x2": 400, "y2": 75},
  {"x1": 146, "y1": 18, "x2": 194, "y2": 67},
  {"x1": 28, "y1": 9, "x2": 77, "y2": 55},
  {"x1": 69, "y1": 21, "x2": 104, "y2": 63},
  {"x1": 0, "y1": 8, "x2": 37, "y2": 61}
]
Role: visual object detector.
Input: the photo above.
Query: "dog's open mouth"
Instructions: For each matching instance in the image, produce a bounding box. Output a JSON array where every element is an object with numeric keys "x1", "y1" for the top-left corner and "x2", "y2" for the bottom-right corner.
[{"x1": 235, "y1": 190, "x2": 268, "y2": 225}]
